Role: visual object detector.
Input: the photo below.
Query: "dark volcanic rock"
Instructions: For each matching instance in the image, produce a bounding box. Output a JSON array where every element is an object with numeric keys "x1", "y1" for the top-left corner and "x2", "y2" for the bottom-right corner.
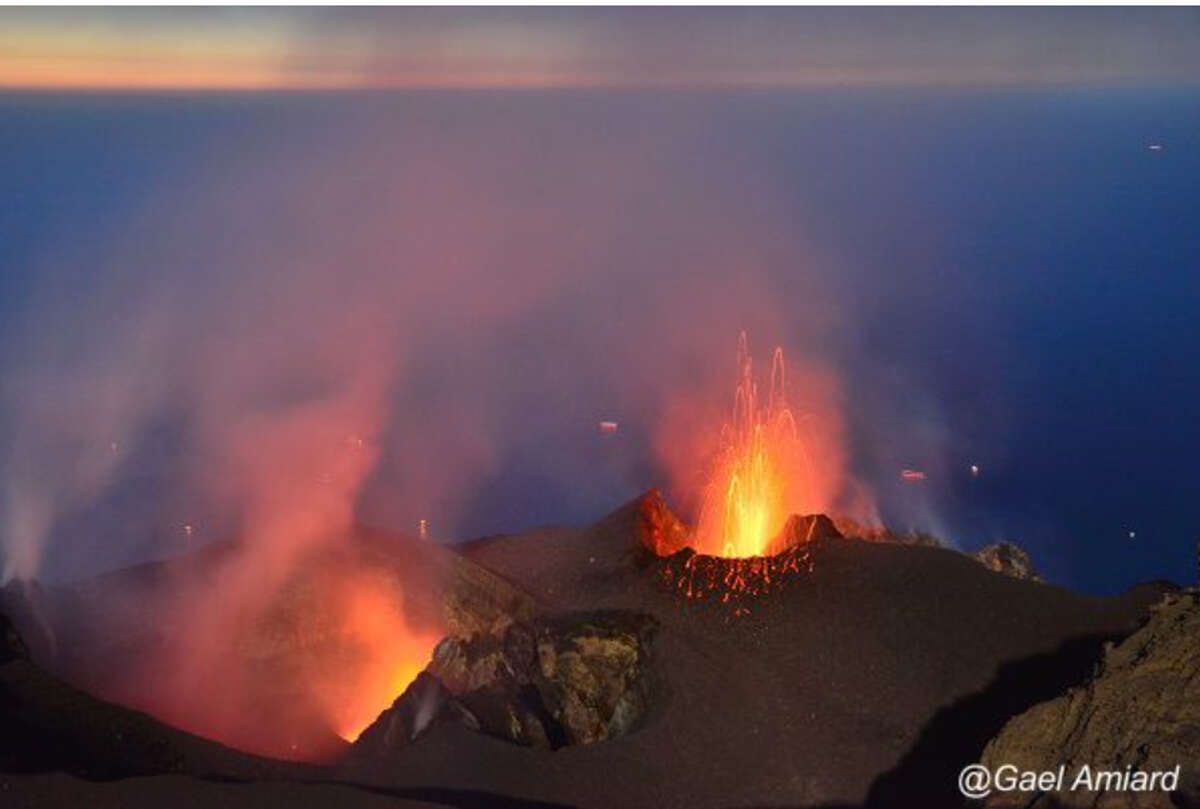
[
  {"x1": 0, "y1": 654, "x2": 307, "y2": 781},
  {"x1": 351, "y1": 672, "x2": 479, "y2": 757},
  {"x1": 356, "y1": 610, "x2": 659, "y2": 754},
  {"x1": 1, "y1": 612, "x2": 28, "y2": 663},
  {"x1": 531, "y1": 612, "x2": 657, "y2": 745},
  {"x1": 981, "y1": 592, "x2": 1200, "y2": 808},
  {"x1": 0, "y1": 579, "x2": 58, "y2": 665},
  {"x1": 974, "y1": 541, "x2": 1041, "y2": 582},
  {"x1": 776, "y1": 513, "x2": 842, "y2": 550},
  {"x1": 657, "y1": 544, "x2": 815, "y2": 605},
  {"x1": 649, "y1": 513, "x2": 832, "y2": 605},
  {"x1": 830, "y1": 516, "x2": 944, "y2": 547}
]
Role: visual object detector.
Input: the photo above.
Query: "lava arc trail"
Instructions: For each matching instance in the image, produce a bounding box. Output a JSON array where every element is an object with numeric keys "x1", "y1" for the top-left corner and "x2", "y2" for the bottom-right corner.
[{"x1": 692, "y1": 332, "x2": 811, "y2": 559}]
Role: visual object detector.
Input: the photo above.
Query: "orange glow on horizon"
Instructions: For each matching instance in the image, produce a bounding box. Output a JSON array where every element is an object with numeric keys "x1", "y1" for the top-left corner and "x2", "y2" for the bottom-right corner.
[
  {"x1": 1, "y1": 9, "x2": 1196, "y2": 92},
  {"x1": 1, "y1": 65, "x2": 1157, "y2": 93}
]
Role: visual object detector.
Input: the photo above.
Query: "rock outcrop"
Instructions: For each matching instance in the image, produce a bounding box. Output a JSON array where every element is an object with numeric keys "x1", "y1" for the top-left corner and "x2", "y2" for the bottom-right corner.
[
  {"x1": 634, "y1": 489, "x2": 691, "y2": 557},
  {"x1": 974, "y1": 542, "x2": 1041, "y2": 582},
  {"x1": 352, "y1": 610, "x2": 658, "y2": 755},
  {"x1": 980, "y1": 592, "x2": 1200, "y2": 807},
  {"x1": 776, "y1": 513, "x2": 842, "y2": 550},
  {"x1": 1, "y1": 612, "x2": 28, "y2": 664},
  {"x1": 352, "y1": 672, "x2": 479, "y2": 755},
  {"x1": 0, "y1": 579, "x2": 58, "y2": 665}
]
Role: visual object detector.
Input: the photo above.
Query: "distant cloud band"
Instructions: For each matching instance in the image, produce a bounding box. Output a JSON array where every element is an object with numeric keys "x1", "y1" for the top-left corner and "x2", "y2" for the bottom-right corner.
[{"x1": 0, "y1": 8, "x2": 1198, "y2": 91}]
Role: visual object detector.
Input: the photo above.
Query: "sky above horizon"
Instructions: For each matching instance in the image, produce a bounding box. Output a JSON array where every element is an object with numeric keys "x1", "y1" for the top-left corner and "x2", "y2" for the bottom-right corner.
[{"x1": 1, "y1": 8, "x2": 1199, "y2": 91}]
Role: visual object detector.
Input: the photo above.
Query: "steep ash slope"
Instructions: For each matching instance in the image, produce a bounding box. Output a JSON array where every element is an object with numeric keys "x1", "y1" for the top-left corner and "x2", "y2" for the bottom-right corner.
[{"x1": 340, "y1": 495, "x2": 1166, "y2": 808}]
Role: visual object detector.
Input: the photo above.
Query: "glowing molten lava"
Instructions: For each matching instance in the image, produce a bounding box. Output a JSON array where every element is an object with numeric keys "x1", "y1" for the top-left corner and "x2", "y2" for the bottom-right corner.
[
  {"x1": 692, "y1": 333, "x2": 807, "y2": 559},
  {"x1": 323, "y1": 581, "x2": 441, "y2": 743},
  {"x1": 646, "y1": 333, "x2": 875, "y2": 609},
  {"x1": 110, "y1": 553, "x2": 441, "y2": 761}
]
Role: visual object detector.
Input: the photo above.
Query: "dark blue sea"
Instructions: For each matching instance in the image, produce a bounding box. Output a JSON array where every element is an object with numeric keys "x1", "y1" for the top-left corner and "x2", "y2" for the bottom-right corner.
[{"x1": 1, "y1": 87, "x2": 1198, "y2": 593}]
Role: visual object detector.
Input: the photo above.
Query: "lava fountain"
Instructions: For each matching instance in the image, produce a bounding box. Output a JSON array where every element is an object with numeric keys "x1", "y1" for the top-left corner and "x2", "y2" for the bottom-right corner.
[
  {"x1": 692, "y1": 332, "x2": 811, "y2": 559},
  {"x1": 645, "y1": 333, "x2": 849, "y2": 607}
]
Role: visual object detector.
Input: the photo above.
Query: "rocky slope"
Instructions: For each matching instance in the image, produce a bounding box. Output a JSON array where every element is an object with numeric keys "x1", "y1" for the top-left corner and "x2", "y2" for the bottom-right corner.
[
  {"x1": 0, "y1": 527, "x2": 539, "y2": 762},
  {"x1": 981, "y1": 591, "x2": 1200, "y2": 808},
  {"x1": 376, "y1": 492, "x2": 1169, "y2": 808},
  {"x1": 0, "y1": 492, "x2": 1180, "y2": 808},
  {"x1": 352, "y1": 610, "x2": 657, "y2": 755}
]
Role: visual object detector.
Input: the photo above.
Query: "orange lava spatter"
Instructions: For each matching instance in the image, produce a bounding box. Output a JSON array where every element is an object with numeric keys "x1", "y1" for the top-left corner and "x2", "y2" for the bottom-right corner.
[{"x1": 692, "y1": 332, "x2": 806, "y2": 559}]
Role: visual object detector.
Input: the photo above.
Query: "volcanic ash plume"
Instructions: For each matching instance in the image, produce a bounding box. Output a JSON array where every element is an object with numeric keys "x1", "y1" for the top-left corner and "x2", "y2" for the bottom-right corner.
[{"x1": 0, "y1": 97, "x2": 885, "y2": 758}]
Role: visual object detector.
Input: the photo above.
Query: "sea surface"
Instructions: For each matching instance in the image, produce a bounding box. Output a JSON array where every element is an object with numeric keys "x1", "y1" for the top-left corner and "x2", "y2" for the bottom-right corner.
[{"x1": 1, "y1": 87, "x2": 1198, "y2": 593}]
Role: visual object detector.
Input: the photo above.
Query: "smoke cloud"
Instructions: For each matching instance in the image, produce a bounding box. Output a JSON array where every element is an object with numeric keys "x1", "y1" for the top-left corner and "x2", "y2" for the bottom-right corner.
[{"x1": 1, "y1": 92, "x2": 888, "y2": 755}]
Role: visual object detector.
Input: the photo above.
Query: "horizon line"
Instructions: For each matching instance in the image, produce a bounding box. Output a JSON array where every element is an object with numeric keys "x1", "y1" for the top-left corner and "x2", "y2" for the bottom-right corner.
[{"x1": 3, "y1": 72, "x2": 1198, "y2": 94}]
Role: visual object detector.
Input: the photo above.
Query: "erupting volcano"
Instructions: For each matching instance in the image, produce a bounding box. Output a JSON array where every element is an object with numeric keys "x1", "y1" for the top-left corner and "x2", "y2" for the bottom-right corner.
[
  {"x1": 693, "y1": 333, "x2": 812, "y2": 559},
  {"x1": 643, "y1": 334, "x2": 846, "y2": 605}
]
